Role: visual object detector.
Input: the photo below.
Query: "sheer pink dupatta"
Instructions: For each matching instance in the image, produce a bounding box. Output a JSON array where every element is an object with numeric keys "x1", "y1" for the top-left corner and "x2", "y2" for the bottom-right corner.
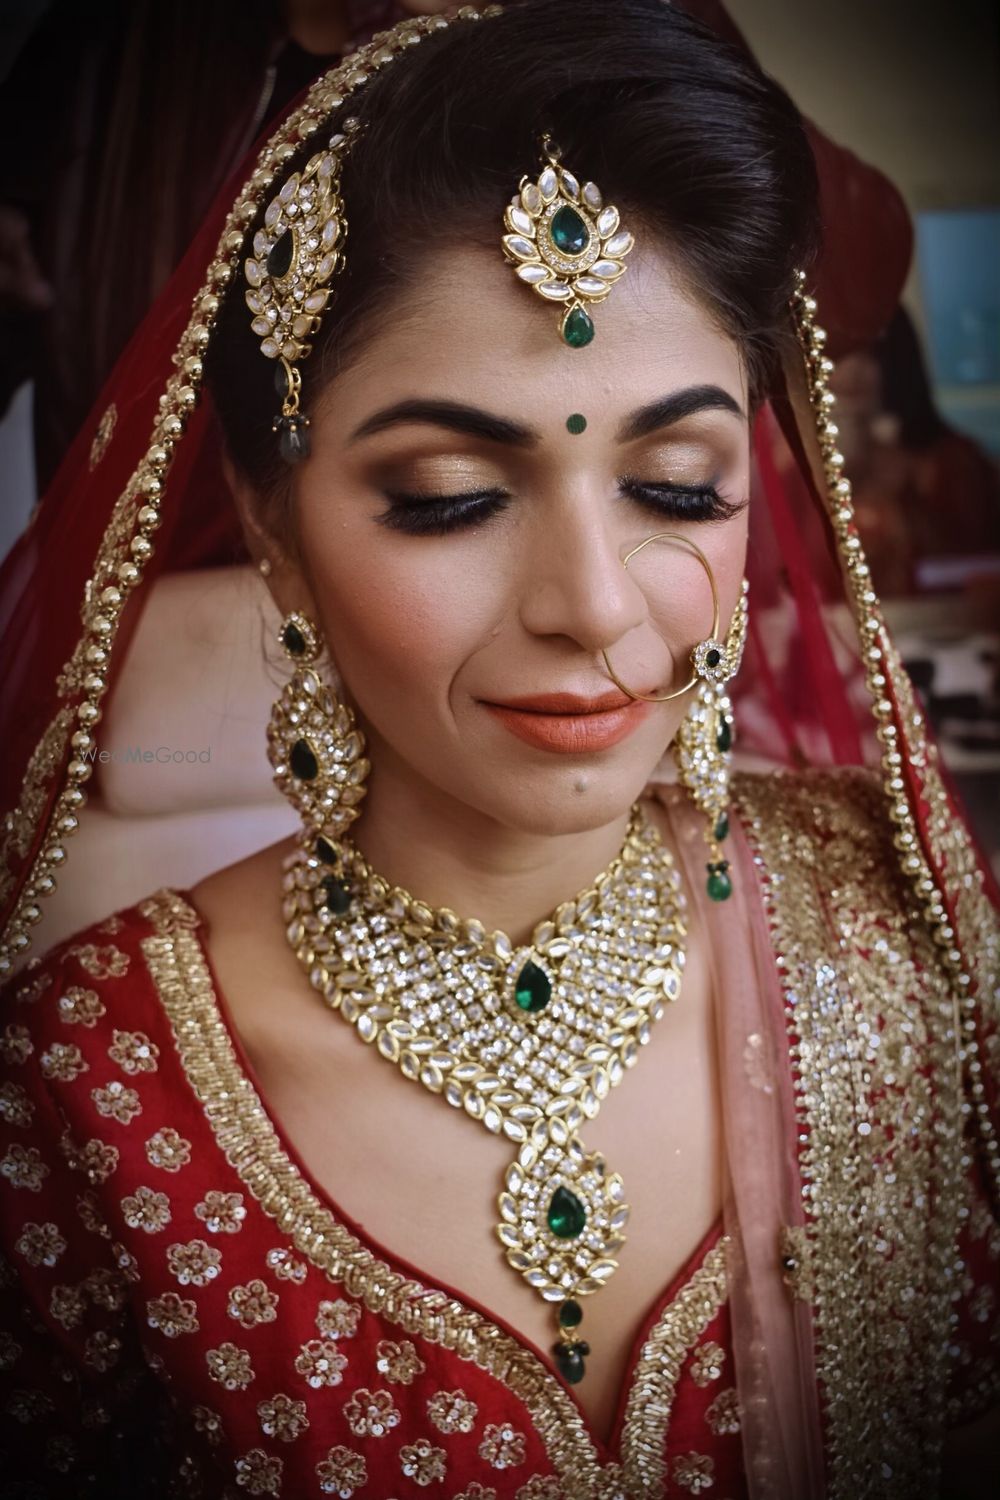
[{"x1": 649, "y1": 781, "x2": 826, "y2": 1500}]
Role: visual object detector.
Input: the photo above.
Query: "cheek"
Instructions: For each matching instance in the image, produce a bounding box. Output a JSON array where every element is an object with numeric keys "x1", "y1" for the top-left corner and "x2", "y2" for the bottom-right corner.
[{"x1": 296, "y1": 506, "x2": 507, "y2": 707}]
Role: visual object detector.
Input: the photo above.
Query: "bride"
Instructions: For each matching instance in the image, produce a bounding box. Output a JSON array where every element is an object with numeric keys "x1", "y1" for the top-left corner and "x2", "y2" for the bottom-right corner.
[{"x1": 1, "y1": 3, "x2": 997, "y2": 1497}]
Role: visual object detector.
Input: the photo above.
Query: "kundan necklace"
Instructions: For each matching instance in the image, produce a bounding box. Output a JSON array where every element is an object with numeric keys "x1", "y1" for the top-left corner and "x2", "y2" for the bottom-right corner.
[{"x1": 282, "y1": 801, "x2": 687, "y2": 1383}]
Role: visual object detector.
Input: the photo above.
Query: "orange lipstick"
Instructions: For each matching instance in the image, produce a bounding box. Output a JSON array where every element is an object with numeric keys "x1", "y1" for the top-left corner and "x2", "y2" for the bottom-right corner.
[{"x1": 483, "y1": 690, "x2": 653, "y2": 754}]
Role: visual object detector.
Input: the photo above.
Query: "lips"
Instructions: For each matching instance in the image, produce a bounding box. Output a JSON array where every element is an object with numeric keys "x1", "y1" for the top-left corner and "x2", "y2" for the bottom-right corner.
[{"x1": 482, "y1": 688, "x2": 654, "y2": 754}]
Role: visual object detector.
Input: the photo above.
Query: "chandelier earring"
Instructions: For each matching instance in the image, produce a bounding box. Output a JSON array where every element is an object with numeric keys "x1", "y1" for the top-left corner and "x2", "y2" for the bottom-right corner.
[
  {"x1": 600, "y1": 533, "x2": 748, "y2": 900},
  {"x1": 266, "y1": 611, "x2": 370, "y2": 853}
]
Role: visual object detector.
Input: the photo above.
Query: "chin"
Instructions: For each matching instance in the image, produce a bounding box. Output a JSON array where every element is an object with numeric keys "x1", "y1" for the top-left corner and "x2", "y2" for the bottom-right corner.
[{"x1": 462, "y1": 756, "x2": 662, "y2": 839}]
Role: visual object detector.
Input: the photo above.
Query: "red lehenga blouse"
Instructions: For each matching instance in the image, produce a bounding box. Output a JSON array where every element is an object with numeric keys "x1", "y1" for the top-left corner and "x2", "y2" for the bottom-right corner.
[{"x1": 1, "y1": 847, "x2": 998, "y2": 1499}]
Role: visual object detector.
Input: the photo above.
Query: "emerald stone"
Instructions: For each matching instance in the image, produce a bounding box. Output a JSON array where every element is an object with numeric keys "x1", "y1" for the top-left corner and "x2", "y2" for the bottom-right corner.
[
  {"x1": 562, "y1": 305, "x2": 594, "y2": 348},
  {"x1": 554, "y1": 1350, "x2": 587, "y2": 1380},
  {"x1": 550, "y1": 204, "x2": 588, "y2": 255},
  {"x1": 281, "y1": 620, "x2": 307, "y2": 657},
  {"x1": 321, "y1": 875, "x2": 352, "y2": 915},
  {"x1": 716, "y1": 718, "x2": 732, "y2": 753},
  {"x1": 289, "y1": 737, "x2": 319, "y2": 781},
  {"x1": 315, "y1": 835, "x2": 338, "y2": 865},
  {"x1": 559, "y1": 1298, "x2": 583, "y2": 1329},
  {"x1": 267, "y1": 230, "x2": 293, "y2": 278},
  {"x1": 707, "y1": 866, "x2": 732, "y2": 902},
  {"x1": 514, "y1": 960, "x2": 551, "y2": 1013},
  {"x1": 553, "y1": 1342, "x2": 588, "y2": 1384},
  {"x1": 714, "y1": 814, "x2": 729, "y2": 843},
  {"x1": 547, "y1": 1185, "x2": 586, "y2": 1240},
  {"x1": 706, "y1": 648, "x2": 721, "y2": 669}
]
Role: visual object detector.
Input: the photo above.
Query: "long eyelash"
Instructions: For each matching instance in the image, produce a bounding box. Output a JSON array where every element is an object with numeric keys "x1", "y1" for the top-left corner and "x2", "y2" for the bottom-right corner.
[
  {"x1": 376, "y1": 488, "x2": 511, "y2": 535},
  {"x1": 619, "y1": 475, "x2": 747, "y2": 523}
]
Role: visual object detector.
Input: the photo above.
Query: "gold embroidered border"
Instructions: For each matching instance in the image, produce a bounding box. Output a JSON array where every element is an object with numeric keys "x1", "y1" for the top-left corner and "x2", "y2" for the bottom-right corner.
[
  {"x1": 141, "y1": 885, "x2": 729, "y2": 1500},
  {"x1": 733, "y1": 767, "x2": 968, "y2": 1500},
  {"x1": 618, "y1": 1240, "x2": 729, "y2": 1495}
]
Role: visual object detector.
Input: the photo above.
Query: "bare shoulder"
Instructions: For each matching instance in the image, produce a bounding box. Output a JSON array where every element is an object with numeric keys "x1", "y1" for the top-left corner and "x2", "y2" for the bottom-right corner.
[{"x1": 189, "y1": 835, "x2": 294, "y2": 938}]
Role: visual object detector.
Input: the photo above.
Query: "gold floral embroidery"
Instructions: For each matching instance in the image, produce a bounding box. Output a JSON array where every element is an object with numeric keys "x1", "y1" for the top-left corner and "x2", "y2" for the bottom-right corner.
[
  {"x1": 376, "y1": 1337, "x2": 425, "y2": 1384},
  {"x1": 295, "y1": 1338, "x2": 348, "y2": 1389},
  {"x1": 145, "y1": 1127, "x2": 192, "y2": 1172},
  {"x1": 0, "y1": 704, "x2": 73, "y2": 901},
  {"x1": 671, "y1": 1452, "x2": 714, "y2": 1493},
  {"x1": 265, "y1": 1246, "x2": 307, "y2": 1282},
  {"x1": 206, "y1": 1342, "x2": 255, "y2": 1391},
  {"x1": 64, "y1": 1136, "x2": 118, "y2": 1184},
  {"x1": 4, "y1": 1388, "x2": 54, "y2": 1422},
  {"x1": 0, "y1": 1332, "x2": 22, "y2": 1369},
  {"x1": 191, "y1": 1404, "x2": 224, "y2": 1444},
  {"x1": 92, "y1": 1079, "x2": 142, "y2": 1124},
  {"x1": 427, "y1": 1388, "x2": 477, "y2": 1435},
  {"x1": 14, "y1": 1221, "x2": 66, "y2": 1267},
  {"x1": 316, "y1": 1446, "x2": 366, "y2": 1496},
  {"x1": 97, "y1": 913, "x2": 124, "y2": 936},
  {"x1": 515, "y1": 1481, "x2": 561, "y2": 1500},
  {"x1": 88, "y1": 402, "x2": 117, "y2": 470},
  {"x1": 83, "y1": 1330, "x2": 122, "y2": 1372},
  {"x1": 257, "y1": 1391, "x2": 309, "y2": 1441},
  {"x1": 107, "y1": 1028, "x2": 158, "y2": 1073},
  {"x1": 400, "y1": 1437, "x2": 447, "y2": 1486},
  {"x1": 67, "y1": 944, "x2": 129, "y2": 980},
  {"x1": 618, "y1": 1241, "x2": 729, "y2": 1496},
  {"x1": 40, "y1": 1042, "x2": 89, "y2": 1082},
  {"x1": 479, "y1": 1422, "x2": 527, "y2": 1470},
  {"x1": 76, "y1": 1192, "x2": 111, "y2": 1237},
  {"x1": 316, "y1": 1296, "x2": 359, "y2": 1337},
  {"x1": 56, "y1": 986, "x2": 106, "y2": 1026},
  {"x1": 704, "y1": 1387, "x2": 740, "y2": 1436},
  {"x1": 344, "y1": 1386, "x2": 400, "y2": 1437},
  {"x1": 234, "y1": 1448, "x2": 282, "y2": 1496},
  {"x1": 228, "y1": 1278, "x2": 278, "y2": 1329},
  {"x1": 83, "y1": 1265, "x2": 127, "y2": 1310},
  {"x1": 147, "y1": 1291, "x2": 199, "y2": 1338},
  {"x1": 1, "y1": 1143, "x2": 48, "y2": 1190},
  {"x1": 0, "y1": 1082, "x2": 32, "y2": 1127},
  {"x1": 50, "y1": 1284, "x2": 86, "y2": 1328},
  {"x1": 110, "y1": 1241, "x2": 140, "y2": 1282},
  {"x1": 1, "y1": 1025, "x2": 33, "y2": 1065},
  {"x1": 45, "y1": 1433, "x2": 77, "y2": 1472},
  {"x1": 167, "y1": 1238, "x2": 222, "y2": 1288},
  {"x1": 120, "y1": 1185, "x2": 171, "y2": 1232},
  {"x1": 195, "y1": 1189, "x2": 247, "y2": 1233},
  {"x1": 13, "y1": 968, "x2": 50, "y2": 1007}
]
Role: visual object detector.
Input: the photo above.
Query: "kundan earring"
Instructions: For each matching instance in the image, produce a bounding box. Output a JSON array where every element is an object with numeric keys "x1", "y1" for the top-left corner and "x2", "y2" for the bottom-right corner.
[
  {"x1": 601, "y1": 533, "x2": 748, "y2": 900},
  {"x1": 266, "y1": 611, "x2": 370, "y2": 853}
]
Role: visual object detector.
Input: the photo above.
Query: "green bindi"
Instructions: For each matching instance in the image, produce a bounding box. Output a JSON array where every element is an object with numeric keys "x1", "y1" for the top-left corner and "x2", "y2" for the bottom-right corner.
[{"x1": 565, "y1": 413, "x2": 587, "y2": 435}]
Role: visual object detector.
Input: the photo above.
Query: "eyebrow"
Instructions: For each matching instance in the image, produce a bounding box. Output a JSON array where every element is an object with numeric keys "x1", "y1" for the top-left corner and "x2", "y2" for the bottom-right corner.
[
  {"x1": 348, "y1": 383, "x2": 745, "y2": 447},
  {"x1": 349, "y1": 399, "x2": 538, "y2": 446},
  {"x1": 616, "y1": 385, "x2": 745, "y2": 441}
]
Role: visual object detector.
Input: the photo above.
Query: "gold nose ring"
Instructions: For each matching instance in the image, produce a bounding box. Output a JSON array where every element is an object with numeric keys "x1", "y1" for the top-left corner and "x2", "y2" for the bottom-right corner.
[{"x1": 601, "y1": 532, "x2": 722, "y2": 703}]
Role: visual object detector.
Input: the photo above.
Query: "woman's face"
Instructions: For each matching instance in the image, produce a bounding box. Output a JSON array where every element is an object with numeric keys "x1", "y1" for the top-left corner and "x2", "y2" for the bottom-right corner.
[{"x1": 276, "y1": 240, "x2": 750, "y2": 837}]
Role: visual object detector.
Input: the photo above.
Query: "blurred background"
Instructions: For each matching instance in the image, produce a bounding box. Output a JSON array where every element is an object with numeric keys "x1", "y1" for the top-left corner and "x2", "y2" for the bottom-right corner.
[{"x1": 0, "y1": 0, "x2": 998, "y2": 953}]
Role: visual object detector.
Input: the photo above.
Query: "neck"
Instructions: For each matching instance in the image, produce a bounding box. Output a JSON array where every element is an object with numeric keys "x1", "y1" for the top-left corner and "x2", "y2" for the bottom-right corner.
[{"x1": 346, "y1": 751, "x2": 637, "y2": 948}]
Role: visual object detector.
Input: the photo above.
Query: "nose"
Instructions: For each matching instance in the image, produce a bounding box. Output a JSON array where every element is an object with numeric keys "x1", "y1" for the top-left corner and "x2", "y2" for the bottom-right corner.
[{"x1": 517, "y1": 496, "x2": 649, "y2": 655}]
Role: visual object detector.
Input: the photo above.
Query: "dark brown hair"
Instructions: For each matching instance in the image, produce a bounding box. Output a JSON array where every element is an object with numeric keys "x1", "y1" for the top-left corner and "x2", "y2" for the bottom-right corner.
[{"x1": 207, "y1": 0, "x2": 820, "y2": 542}]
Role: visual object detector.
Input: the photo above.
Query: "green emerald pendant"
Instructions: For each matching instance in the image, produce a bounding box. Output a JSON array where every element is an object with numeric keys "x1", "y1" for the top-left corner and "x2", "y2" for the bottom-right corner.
[
  {"x1": 514, "y1": 960, "x2": 552, "y2": 1013},
  {"x1": 290, "y1": 737, "x2": 319, "y2": 781},
  {"x1": 716, "y1": 718, "x2": 733, "y2": 753},
  {"x1": 561, "y1": 305, "x2": 594, "y2": 348},
  {"x1": 547, "y1": 1185, "x2": 587, "y2": 1240}
]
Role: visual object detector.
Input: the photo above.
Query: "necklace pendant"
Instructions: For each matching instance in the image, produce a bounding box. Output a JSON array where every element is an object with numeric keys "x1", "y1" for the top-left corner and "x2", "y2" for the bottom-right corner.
[{"x1": 496, "y1": 1116, "x2": 629, "y2": 1311}]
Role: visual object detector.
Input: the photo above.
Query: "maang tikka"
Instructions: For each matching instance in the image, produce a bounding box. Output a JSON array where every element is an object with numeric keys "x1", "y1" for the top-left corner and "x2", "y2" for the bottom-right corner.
[{"x1": 501, "y1": 133, "x2": 635, "y2": 348}]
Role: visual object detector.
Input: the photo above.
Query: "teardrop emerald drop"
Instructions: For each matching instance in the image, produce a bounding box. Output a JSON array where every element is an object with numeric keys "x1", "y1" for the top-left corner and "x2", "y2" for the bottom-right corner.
[
  {"x1": 514, "y1": 960, "x2": 551, "y2": 1013},
  {"x1": 289, "y1": 737, "x2": 319, "y2": 781},
  {"x1": 267, "y1": 230, "x2": 293, "y2": 278},
  {"x1": 562, "y1": 305, "x2": 594, "y2": 348},
  {"x1": 547, "y1": 1185, "x2": 587, "y2": 1240},
  {"x1": 550, "y1": 204, "x2": 588, "y2": 255}
]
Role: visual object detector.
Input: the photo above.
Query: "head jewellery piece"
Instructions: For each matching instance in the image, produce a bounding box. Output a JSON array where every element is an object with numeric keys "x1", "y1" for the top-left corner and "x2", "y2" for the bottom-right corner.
[{"x1": 501, "y1": 134, "x2": 635, "y2": 347}]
